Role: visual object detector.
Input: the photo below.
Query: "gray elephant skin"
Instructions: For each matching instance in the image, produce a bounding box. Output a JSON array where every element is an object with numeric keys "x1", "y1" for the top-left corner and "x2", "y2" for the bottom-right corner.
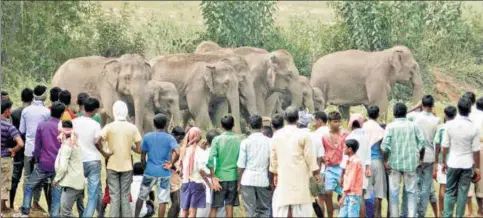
[
  {"x1": 143, "y1": 80, "x2": 181, "y2": 132},
  {"x1": 51, "y1": 54, "x2": 152, "y2": 134},
  {"x1": 310, "y1": 46, "x2": 423, "y2": 118}
]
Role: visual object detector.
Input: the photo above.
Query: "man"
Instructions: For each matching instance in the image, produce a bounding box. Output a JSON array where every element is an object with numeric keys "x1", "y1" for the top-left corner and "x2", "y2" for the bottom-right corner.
[
  {"x1": 237, "y1": 114, "x2": 271, "y2": 217},
  {"x1": 1, "y1": 91, "x2": 9, "y2": 101},
  {"x1": 442, "y1": 97, "x2": 481, "y2": 217},
  {"x1": 9, "y1": 88, "x2": 33, "y2": 209},
  {"x1": 382, "y1": 103, "x2": 426, "y2": 217},
  {"x1": 311, "y1": 111, "x2": 329, "y2": 216},
  {"x1": 100, "y1": 100, "x2": 142, "y2": 217},
  {"x1": 58, "y1": 90, "x2": 76, "y2": 121},
  {"x1": 271, "y1": 113, "x2": 284, "y2": 131},
  {"x1": 49, "y1": 87, "x2": 62, "y2": 104},
  {"x1": 75, "y1": 93, "x2": 102, "y2": 123},
  {"x1": 270, "y1": 106, "x2": 320, "y2": 217},
  {"x1": 472, "y1": 97, "x2": 483, "y2": 215},
  {"x1": 1, "y1": 100, "x2": 24, "y2": 213},
  {"x1": 15, "y1": 102, "x2": 66, "y2": 217},
  {"x1": 19, "y1": 85, "x2": 50, "y2": 212},
  {"x1": 407, "y1": 95, "x2": 441, "y2": 217},
  {"x1": 72, "y1": 98, "x2": 105, "y2": 217},
  {"x1": 168, "y1": 126, "x2": 185, "y2": 218},
  {"x1": 206, "y1": 115, "x2": 242, "y2": 218},
  {"x1": 462, "y1": 91, "x2": 477, "y2": 112}
]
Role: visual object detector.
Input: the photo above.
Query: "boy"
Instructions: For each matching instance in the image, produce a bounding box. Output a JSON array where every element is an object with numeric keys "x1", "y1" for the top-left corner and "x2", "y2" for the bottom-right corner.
[
  {"x1": 168, "y1": 126, "x2": 186, "y2": 218},
  {"x1": 339, "y1": 139, "x2": 363, "y2": 218},
  {"x1": 75, "y1": 93, "x2": 101, "y2": 123},
  {"x1": 131, "y1": 162, "x2": 155, "y2": 218},
  {"x1": 135, "y1": 113, "x2": 179, "y2": 218}
]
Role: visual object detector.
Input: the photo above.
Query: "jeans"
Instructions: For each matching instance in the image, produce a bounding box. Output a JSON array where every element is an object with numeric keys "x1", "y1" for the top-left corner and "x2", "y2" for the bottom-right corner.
[
  {"x1": 81, "y1": 161, "x2": 102, "y2": 217},
  {"x1": 241, "y1": 186, "x2": 271, "y2": 217},
  {"x1": 401, "y1": 181, "x2": 437, "y2": 217},
  {"x1": 107, "y1": 169, "x2": 133, "y2": 217},
  {"x1": 20, "y1": 165, "x2": 62, "y2": 217},
  {"x1": 23, "y1": 156, "x2": 41, "y2": 204},
  {"x1": 61, "y1": 187, "x2": 84, "y2": 217},
  {"x1": 10, "y1": 160, "x2": 24, "y2": 208},
  {"x1": 443, "y1": 167, "x2": 472, "y2": 218},
  {"x1": 417, "y1": 163, "x2": 434, "y2": 217},
  {"x1": 389, "y1": 170, "x2": 417, "y2": 218},
  {"x1": 338, "y1": 195, "x2": 361, "y2": 218}
]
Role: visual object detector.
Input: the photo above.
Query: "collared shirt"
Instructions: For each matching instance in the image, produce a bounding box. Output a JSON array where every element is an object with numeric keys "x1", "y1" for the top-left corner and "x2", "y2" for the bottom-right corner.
[
  {"x1": 1, "y1": 117, "x2": 20, "y2": 157},
  {"x1": 442, "y1": 116, "x2": 480, "y2": 169},
  {"x1": 469, "y1": 109, "x2": 483, "y2": 141},
  {"x1": 343, "y1": 155, "x2": 363, "y2": 196},
  {"x1": 206, "y1": 131, "x2": 242, "y2": 181},
  {"x1": 381, "y1": 118, "x2": 426, "y2": 172},
  {"x1": 34, "y1": 118, "x2": 62, "y2": 173},
  {"x1": 54, "y1": 144, "x2": 84, "y2": 190},
  {"x1": 181, "y1": 145, "x2": 209, "y2": 183},
  {"x1": 322, "y1": 130, "x2": 349, "y2": 166},
  {"x1": 237, "y1": 132, "x2": 271, "y2": 187},
  {"x1": 408, "y1": 111, "x2": 441, "y2": 163},
  {"x1": 101, "y1": 120, "x2": 142, "y2": 172},
  {"x1": 19, "y1": 100, "x2": 50, "y2": 157}
]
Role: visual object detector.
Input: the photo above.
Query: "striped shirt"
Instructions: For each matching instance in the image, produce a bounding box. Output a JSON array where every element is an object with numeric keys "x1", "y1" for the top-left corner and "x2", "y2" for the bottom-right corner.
[
  {"x1": 1, "y1": 117, "x2": 20, "y2": 157},
  {"x1": 381, "y1": 118, "x2": 426, "y2": 172},
  {"x1": 19, "y1": 100, "x2": 50, "y2": 157},
  {"x1": 237, "y1": 132, "x2": 271, "y2": 187}
]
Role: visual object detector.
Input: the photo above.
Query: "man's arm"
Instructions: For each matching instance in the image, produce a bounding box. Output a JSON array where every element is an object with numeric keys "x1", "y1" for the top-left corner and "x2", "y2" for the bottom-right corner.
[
  {"x1": 472, "y1": 132, "x2": 481, "y2": 171},
  {"x1": 303, "y1": 136, "x2": 319, "y2": 178},
  {"x1": 53, "y1": 146, "x2": 71, "y2": 185},
  {"x1": 141, "y1": 152, "x2": 147, "y2": 169},
  {"x1": 441, "y1": 129, "x2": 450, "y2": 172},
  {"x1": 381, "y1": 128, "x2": 392, "y2": 168},
  {"x1": 10, "y1": 135, "x2": 24, "y2": 155}
]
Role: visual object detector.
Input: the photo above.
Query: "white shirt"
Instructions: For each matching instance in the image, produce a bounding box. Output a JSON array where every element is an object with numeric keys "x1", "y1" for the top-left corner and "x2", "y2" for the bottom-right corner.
[
  {"x1": 73, "y1": 116, "x2": 102, "y2": 162},
  {"x1": 131, "y1": 176, "x2": 147, "y2": 217},
  {"x1": 408, "y1": 111, "x2": 440, "y2": 163},
  {"x1": 200, "y1": 147, "x2": 212, "y2": 204},
  {"x1": 181, "y1": 145, "x2": 209, "y2": 183},
  {"x1": 237, "y1": 132, "x2": 271, "y2": 187},
  {"x1": 470, "y1": 109, "x2": 483, "y2": 141},
  {"x1": 442, "y1": 116, "x2": 480, "y2": 169},
  {"x1": 310, "y1": 126, "x2": 328, "y2": 171}
]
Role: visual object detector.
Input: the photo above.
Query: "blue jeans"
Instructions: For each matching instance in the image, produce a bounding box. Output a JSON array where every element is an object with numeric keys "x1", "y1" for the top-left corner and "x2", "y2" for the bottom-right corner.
[
  {"x1": 81, "y1": 161, "x2": 102, "y2": 217},
  {"x1": 339, "y1": 195, "x2": 361, "y2": 218},
  {"x1": 20, "y1": 165, "x2": 62, "y2": 217},
  {"x1": 389, "y1": 170, "x2": 417, "y2": 218}
]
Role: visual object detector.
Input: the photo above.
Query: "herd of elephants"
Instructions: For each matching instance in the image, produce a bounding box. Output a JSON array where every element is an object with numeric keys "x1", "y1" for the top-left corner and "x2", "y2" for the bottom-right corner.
[{"x1": 52, "y1": 41, "x2": 423, "y2": 134}]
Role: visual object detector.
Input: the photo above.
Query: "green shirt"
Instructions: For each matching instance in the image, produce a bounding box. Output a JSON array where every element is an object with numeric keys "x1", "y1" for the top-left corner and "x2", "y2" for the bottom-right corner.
[
  {"x1": 76, "y1": 112, "x2": 101, "y2": 124},
  {"x1": 381, "y1": 118, "x2": 426, "y2": 172},
  {"x1": 206, "y1": 131, "x2": 242, "y2": 181},
  {"x1": 433, "y1": 125, "x2": 447, "y2": 164}
]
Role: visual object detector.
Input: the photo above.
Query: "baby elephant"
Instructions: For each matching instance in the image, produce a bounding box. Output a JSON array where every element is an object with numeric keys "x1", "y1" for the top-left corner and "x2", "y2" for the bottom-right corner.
[{"x1": 143, "y1": 80, "x2": 181, "y2": 132}]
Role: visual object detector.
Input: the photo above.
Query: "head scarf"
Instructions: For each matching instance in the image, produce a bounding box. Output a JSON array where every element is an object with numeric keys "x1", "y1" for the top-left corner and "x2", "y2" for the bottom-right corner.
[
  {"x1": 181, "y1": 127, "x2": 202, "y2": 178},
  {"x1": 34, "y1": 90, "x2": 47, "y2": 101},
  {"x1": 112, "y1": 100, "x2": 128, "y2": 121},
  {"x1": 348, "y1": 113, "x2": 365, "y2": 129}
]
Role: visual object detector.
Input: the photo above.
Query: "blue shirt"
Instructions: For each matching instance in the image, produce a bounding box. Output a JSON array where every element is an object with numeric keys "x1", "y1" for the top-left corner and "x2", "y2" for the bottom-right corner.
[
  {"x1": 141, "y1": 131, "x2": 178, "y2": 177},
  {"x1": 19, "y1": 100, "x2": 50, "y2": 157},
  {"x1": 370, "y1": 140, "x2": 383, "y2": 160}
]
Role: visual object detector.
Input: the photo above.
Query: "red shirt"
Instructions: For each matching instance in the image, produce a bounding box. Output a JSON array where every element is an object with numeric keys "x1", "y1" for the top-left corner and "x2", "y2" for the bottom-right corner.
[
  {"x1": 342, "y1": 155, "x2": 363, "y2": 196},
  {"x1": 322, "y1": 131, "x2": 348, "y2": 166}
]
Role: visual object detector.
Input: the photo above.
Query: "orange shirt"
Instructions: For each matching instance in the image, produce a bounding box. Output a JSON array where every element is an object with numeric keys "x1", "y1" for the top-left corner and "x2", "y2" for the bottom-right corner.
[
  {"x1": 342, "y1": 155, "x2": 363, "y2": 196},
  {"x1": 322, "y1": 131, "x2": 348, "y2": 166},
  {"x1": 49, "y1": 106, "x2": 77, "y2": 121}
]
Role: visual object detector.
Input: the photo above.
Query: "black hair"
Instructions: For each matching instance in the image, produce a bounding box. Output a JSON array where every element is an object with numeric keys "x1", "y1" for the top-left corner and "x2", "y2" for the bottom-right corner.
[
  {"x1": 352, "y1": 120, "x2": 361, "y2": 129},
  {"x1": 51, "y1": 102, "x2": 66, "y2": 119},
  {"x1": 444, "y1": 105, "x2": 457, "y2": 120},
  {"x1": 21, "y1": 88, "x2": 34, "y2": 103},
  {"x1": 261, "y1": 126, "x2": 273, "y2": 138},
  {"x1": 206, "y1": 130, "x2": 221, "y2": 145},
  {"x1": 49, "y1": 87, "x2": 62, "y2": 102},
  {"x1": 220, "y1": 115, "x2": 235, "y2": 130},
  {"x1": 1, "y1": 100, "x2": 13, "y2": 114},
  {"x1": 1, "y1": 91, "x2": 8, "y2": 97},
  {"x1": 271, "y1": 113, "x2": 284, "y2": 130},
  {"x1": 422, "y1": 95, "x2": 435, "y2": 108},
  {"x1": 153, "y1": 113, "x2": 168, "y2": 129},
  {"x1": 62, "y1": 120, "x2": 73, "y2": 128},
  {"x1": 34, "y1": 85, "x2": 48, "y2": 97},
  {"x1": 283, "y1": 106, "x2": 299, "y2": 124},
  {"x1": 328, "y1": 111, "x2": 342, "y2": 122},
  {"x1": 314, "y1": 111, "x2": 328, "y2": 123},
  {"x1": 345, "y1": 139, "x2": 359, "y2": 153},
  {"x1": 462, "y1": 91, "x2": 476, "y2": 105},
  {"x1": 133, "y1": 162, "x2": 144, "y2": 176},
  {"x1": 171, "y1": 126, "x2": 186, "y2": 139},
  {"x1": 367, "y1": 106, "x2": 380, "y2": 120},
  {"x1": 59, "y1": 90, "x2": 72, "y2": 106},
  {"x1": 249, "y1": 114, "x2": 263, "y2": 130},
  {"x1": 393, "y1": 103, "x2": 407, "y2": 118},
  {"x1": 457, "y1": 97, "x2": 472, "y2": 117},
  {"x1": 77, "y1": 93, "x2": 89, "y2": 106},
  {"x1": 476, "y1": 97, "x2": 483, "y2": 111},
  {"x1": 84, "y1": 98, "x2": 100, "y2": 113}
]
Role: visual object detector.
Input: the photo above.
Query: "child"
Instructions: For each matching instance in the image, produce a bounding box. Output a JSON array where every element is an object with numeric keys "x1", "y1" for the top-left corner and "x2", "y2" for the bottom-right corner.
[
  {"x1": 131, "y1": 162, "x2": 155, "y2": 218},
  {"x1": 338, "y1": 139, "x2": 363, "y2": 218},
  {"x1": 261, "y1": 125, "x2": 273, "y2": 138},
  {"x1": 168, "y1": 126, "x2": 186, "y2": 218}
]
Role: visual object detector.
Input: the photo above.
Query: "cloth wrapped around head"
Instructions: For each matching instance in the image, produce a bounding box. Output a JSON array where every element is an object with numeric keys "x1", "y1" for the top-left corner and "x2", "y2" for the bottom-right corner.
[
  {"x1": 348, "y1": 113, "x2": 365, "y2": 129},
  {"x1": 112, "y1": 100, "x2": 128, "y2": 121},
  {"x1": 184, "y1": 127, "x2": 202, "y2": 148}
]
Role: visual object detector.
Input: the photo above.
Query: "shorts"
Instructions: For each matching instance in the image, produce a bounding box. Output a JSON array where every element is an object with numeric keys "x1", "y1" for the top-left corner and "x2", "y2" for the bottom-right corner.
[
  {"x1": 437, "y1": 164, "x2": 446, "y2": 184},
  {"x1": 325, "y1": 165, "x2": 342, "y2": 192},
  {"x1": 369, "y1": 159, "x2": 387, "y2": 199},
  {"x1": 139, "y1": 175, "x2": 171, "y2": 204},
  {"x1": 181, "y1": 182, "x2": 206, "y2": 209},
  {"x1": 211, "y1": 181, "x2": 239, "y2": 208},
  {"x1": 1, "y1": 157, "x2": 12, "y2": 200}
]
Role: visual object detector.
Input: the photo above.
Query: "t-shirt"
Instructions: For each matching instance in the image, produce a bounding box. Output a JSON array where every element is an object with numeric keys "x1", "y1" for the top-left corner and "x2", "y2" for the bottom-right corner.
[
  {"x1": 407, "y1": 111, "x2": 440, "y2": 163},
  {"x1": 1, "y1": 117, "x2": 20, "y2": 157},
  {"x1": 9, "y1": 107, "x2": 25, "y2": 162},
  {"x1": 433, "y1": 125, "x2": 446, "y2": 164},
  {"x1": 131, "y1": 175, "x2": 148, "y2": 217},
  {"x1": 73, "y1": 116, "x2": 102, "y2": 162},
  {"x1": 49, "y1": 106, "x2": 76, "y2": 121},
  {"x1": 76, "y1": 112, "x2": 102, "y2": 124},
  {"x1": 309, "y1": 126, "x2": 328, "y2": 171},
  {"x1": 101, "y1": 120, "x2": 142, "y2": 172},
  {"x1": 141, "y1": 131, "x2": 178, "y2": 177}
]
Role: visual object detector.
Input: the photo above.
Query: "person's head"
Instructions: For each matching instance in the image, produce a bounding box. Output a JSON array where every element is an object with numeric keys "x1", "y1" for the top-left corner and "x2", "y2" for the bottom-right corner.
[
  {"x1": 348, "y1": 113, "x2": 364, "y2": 130},
  {"x1": 262, "y1": 126, "x2": 273, "y2": 138},
  {"x1": 61, "y1": 120, "x2": 74, "y2": 138},
  {"x1": 34, "y1": 85, "x2": 48, "y2": 101},
  {"x1": 344, "y1": 139, "x2": 359, "y2": 156},
  {"x1": 271, "y1": 113, "x2": 284, "y2": 130},
  {"x1": 185, "y1": 127, "x2": 202, "y2": 147},
  {"x1": 476, "y1": 97, "x2": 483, "y2": 112},
  {"x1": 220, "y1": 115, "x2": 235, "y2": 131},
  {"x1": 206, "y1": 130, "x2": 220, "y2": 146},
  {"x1": 297, "y1": 110, "x2": 313, "y2": 128},
  {"x1": 83, "y1": 97, "x2": 100, "y2": 115},
  {"x1": 249, "y1": 114, "x2": 263, "y2": 130},
  {"x1": 393, "y1": 103, "x2": 407, "y2": 119},
  {"x1": 462, "y1": 91, "x2": 476, "y2": 106},
  {"x1": 153, "y1": 113, "x2": 168, "y2": 130},
  {"x1": 1, "y1": 91, "x2": 9, "y2": 100},
  {"x1": 457, "y1": 97, "x2": 472, "y2": 117},
  {"x1": 21, "y1": 88, "x2": 34, "y2": 104},
  {"x1": 367, "y1": 105, "x2": 380, "y2": 120},
  {"x1": 112, "y1": 100, "x2": 128, "y2": 121},
  {"x1": 283, "y1": 106, "x2": 299, "y2": 125},
  {"x1": 313, "y1": 111, "x2": 328, "y2": 128},
  {"x1": 51, "y1": 102, "x2": 66, "y2": 119},
  {"x1": 421, "y1": 95, "x2": 435, "y2": 111},
  {"x1": 328, "y1": 111, "x2": 342, "y2": 131},
  {"x1": 49, "y1": 87, "x2": 62, "y2": 102},
  {"x1": 443, "y1": 105, "x2": 457, "y2": 123},
  {"x1": 133, "y1": 162, "x2": 144, "y2": 176},
  {"x1": 59, "y1": 90, "x2": 72, "y2": 106},
  {"x1": 1, "y1": 100, "x2": 13, "y2": 118},
  {"x1": 171, "y1": 126, "x2": 186, "y2": 144},
  {"x1": 77, "y1": 93, "x2": 89, "y2": 107}
]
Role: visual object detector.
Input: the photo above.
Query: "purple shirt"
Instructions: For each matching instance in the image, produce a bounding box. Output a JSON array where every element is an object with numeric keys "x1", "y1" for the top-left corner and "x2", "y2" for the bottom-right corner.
[
  {"x1": 34, "y1": 118, "x2": 61, "y2": 172},
  {"x1": 1, "y1": 117, "x2": 20, "y2": 157}
]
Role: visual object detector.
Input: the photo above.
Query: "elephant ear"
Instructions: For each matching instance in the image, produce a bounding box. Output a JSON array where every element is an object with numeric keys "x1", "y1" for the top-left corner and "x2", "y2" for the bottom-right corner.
[
  {"x1": 389, "y1": 49, "x2": 403, "y2": 75},
  {"x1": 103, "y1": 60, "x2": 121, "y2": 90},
  {"x1": 204, "y1": 65, "x2": 216, "y2": 94},
  {"x1": 143, "y1": 62, "x2": 153, "y2": 81}
]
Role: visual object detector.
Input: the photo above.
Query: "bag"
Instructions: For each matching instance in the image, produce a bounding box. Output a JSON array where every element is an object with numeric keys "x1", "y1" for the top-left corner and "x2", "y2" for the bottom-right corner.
[
  {"x1": 309, "y1": 176, "x2": 324, "y2": 197},
  {"x1": 312, "y1": 200, "x2": 324, "y2": 218}
]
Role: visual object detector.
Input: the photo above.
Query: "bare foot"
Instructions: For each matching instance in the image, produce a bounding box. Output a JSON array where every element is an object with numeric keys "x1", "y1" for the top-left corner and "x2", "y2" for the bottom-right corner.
[{"x1": 31, "y1": 203, "x2": 45, "y2": 212}]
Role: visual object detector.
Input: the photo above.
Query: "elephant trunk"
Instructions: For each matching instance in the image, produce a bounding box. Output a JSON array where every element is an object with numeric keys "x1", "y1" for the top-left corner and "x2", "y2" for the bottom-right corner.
[
  {"x1": 288, "y1": 80, "x2": 303, "y2": 110},
  {"x1": 411, "y1": 66, "x2": 424, "y2": 105},
  {"x1": 240, "y1": 84, "x2": 258, "y2": 117},
  {"x1": 170, "y1": 103, "x2": 182, "y2": 128},
  {"x1": 227, "y1": 88, "x2": 242, "y2": 134},
  {"x1": 133, "y1": 94, "x2": 146, "y2": 135}
]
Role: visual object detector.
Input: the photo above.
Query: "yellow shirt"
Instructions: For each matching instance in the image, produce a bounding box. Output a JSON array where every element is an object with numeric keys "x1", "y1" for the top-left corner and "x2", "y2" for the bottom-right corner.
[{"x1": 101, "y1": 120, "x2": 142, "y2": 172}]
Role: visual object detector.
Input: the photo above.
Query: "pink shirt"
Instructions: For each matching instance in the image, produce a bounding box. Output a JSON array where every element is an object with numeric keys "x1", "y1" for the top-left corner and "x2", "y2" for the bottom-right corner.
[
  {"x1": 342, "y1": 155, "x2": 363, "y2": 196},
  {"x1": 322, "y1": 131, "x2": 348, "y2": 166}
]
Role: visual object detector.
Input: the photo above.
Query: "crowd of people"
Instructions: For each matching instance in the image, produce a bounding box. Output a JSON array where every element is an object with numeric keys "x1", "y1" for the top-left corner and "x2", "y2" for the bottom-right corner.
[{"x1": 1, "y1": 85, "x2": 483, "y2": 218}]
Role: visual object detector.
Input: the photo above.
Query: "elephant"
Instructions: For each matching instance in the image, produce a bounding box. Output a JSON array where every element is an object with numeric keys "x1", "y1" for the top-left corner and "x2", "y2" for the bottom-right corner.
[
  {"x1": 194, "y1": 41, "x2": 303, "y2": 116},
  {"x1": 312, "y1": 87, "x2": 325, "y2": 112},
  {"x1": 143, "y1": 80, "x2": 181, "y2": 132},
  {"x1": 51, "y1": 54, "x2": 152, "y2": 134},
  {"x1": 149, "y1": 54, "x2": 243, "y2": 133},
  {"x1": 310, "y1": 45, "x2": 423, "y2": 119}
]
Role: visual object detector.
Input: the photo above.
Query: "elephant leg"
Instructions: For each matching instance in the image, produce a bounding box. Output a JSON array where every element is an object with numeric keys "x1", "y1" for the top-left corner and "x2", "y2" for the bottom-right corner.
[
  {"x1": 181, "y1": 110, "x2": 191, "y2": 128},
  {"x1": 338, "y1": 105, "x2": 350, "y2": 120}
]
